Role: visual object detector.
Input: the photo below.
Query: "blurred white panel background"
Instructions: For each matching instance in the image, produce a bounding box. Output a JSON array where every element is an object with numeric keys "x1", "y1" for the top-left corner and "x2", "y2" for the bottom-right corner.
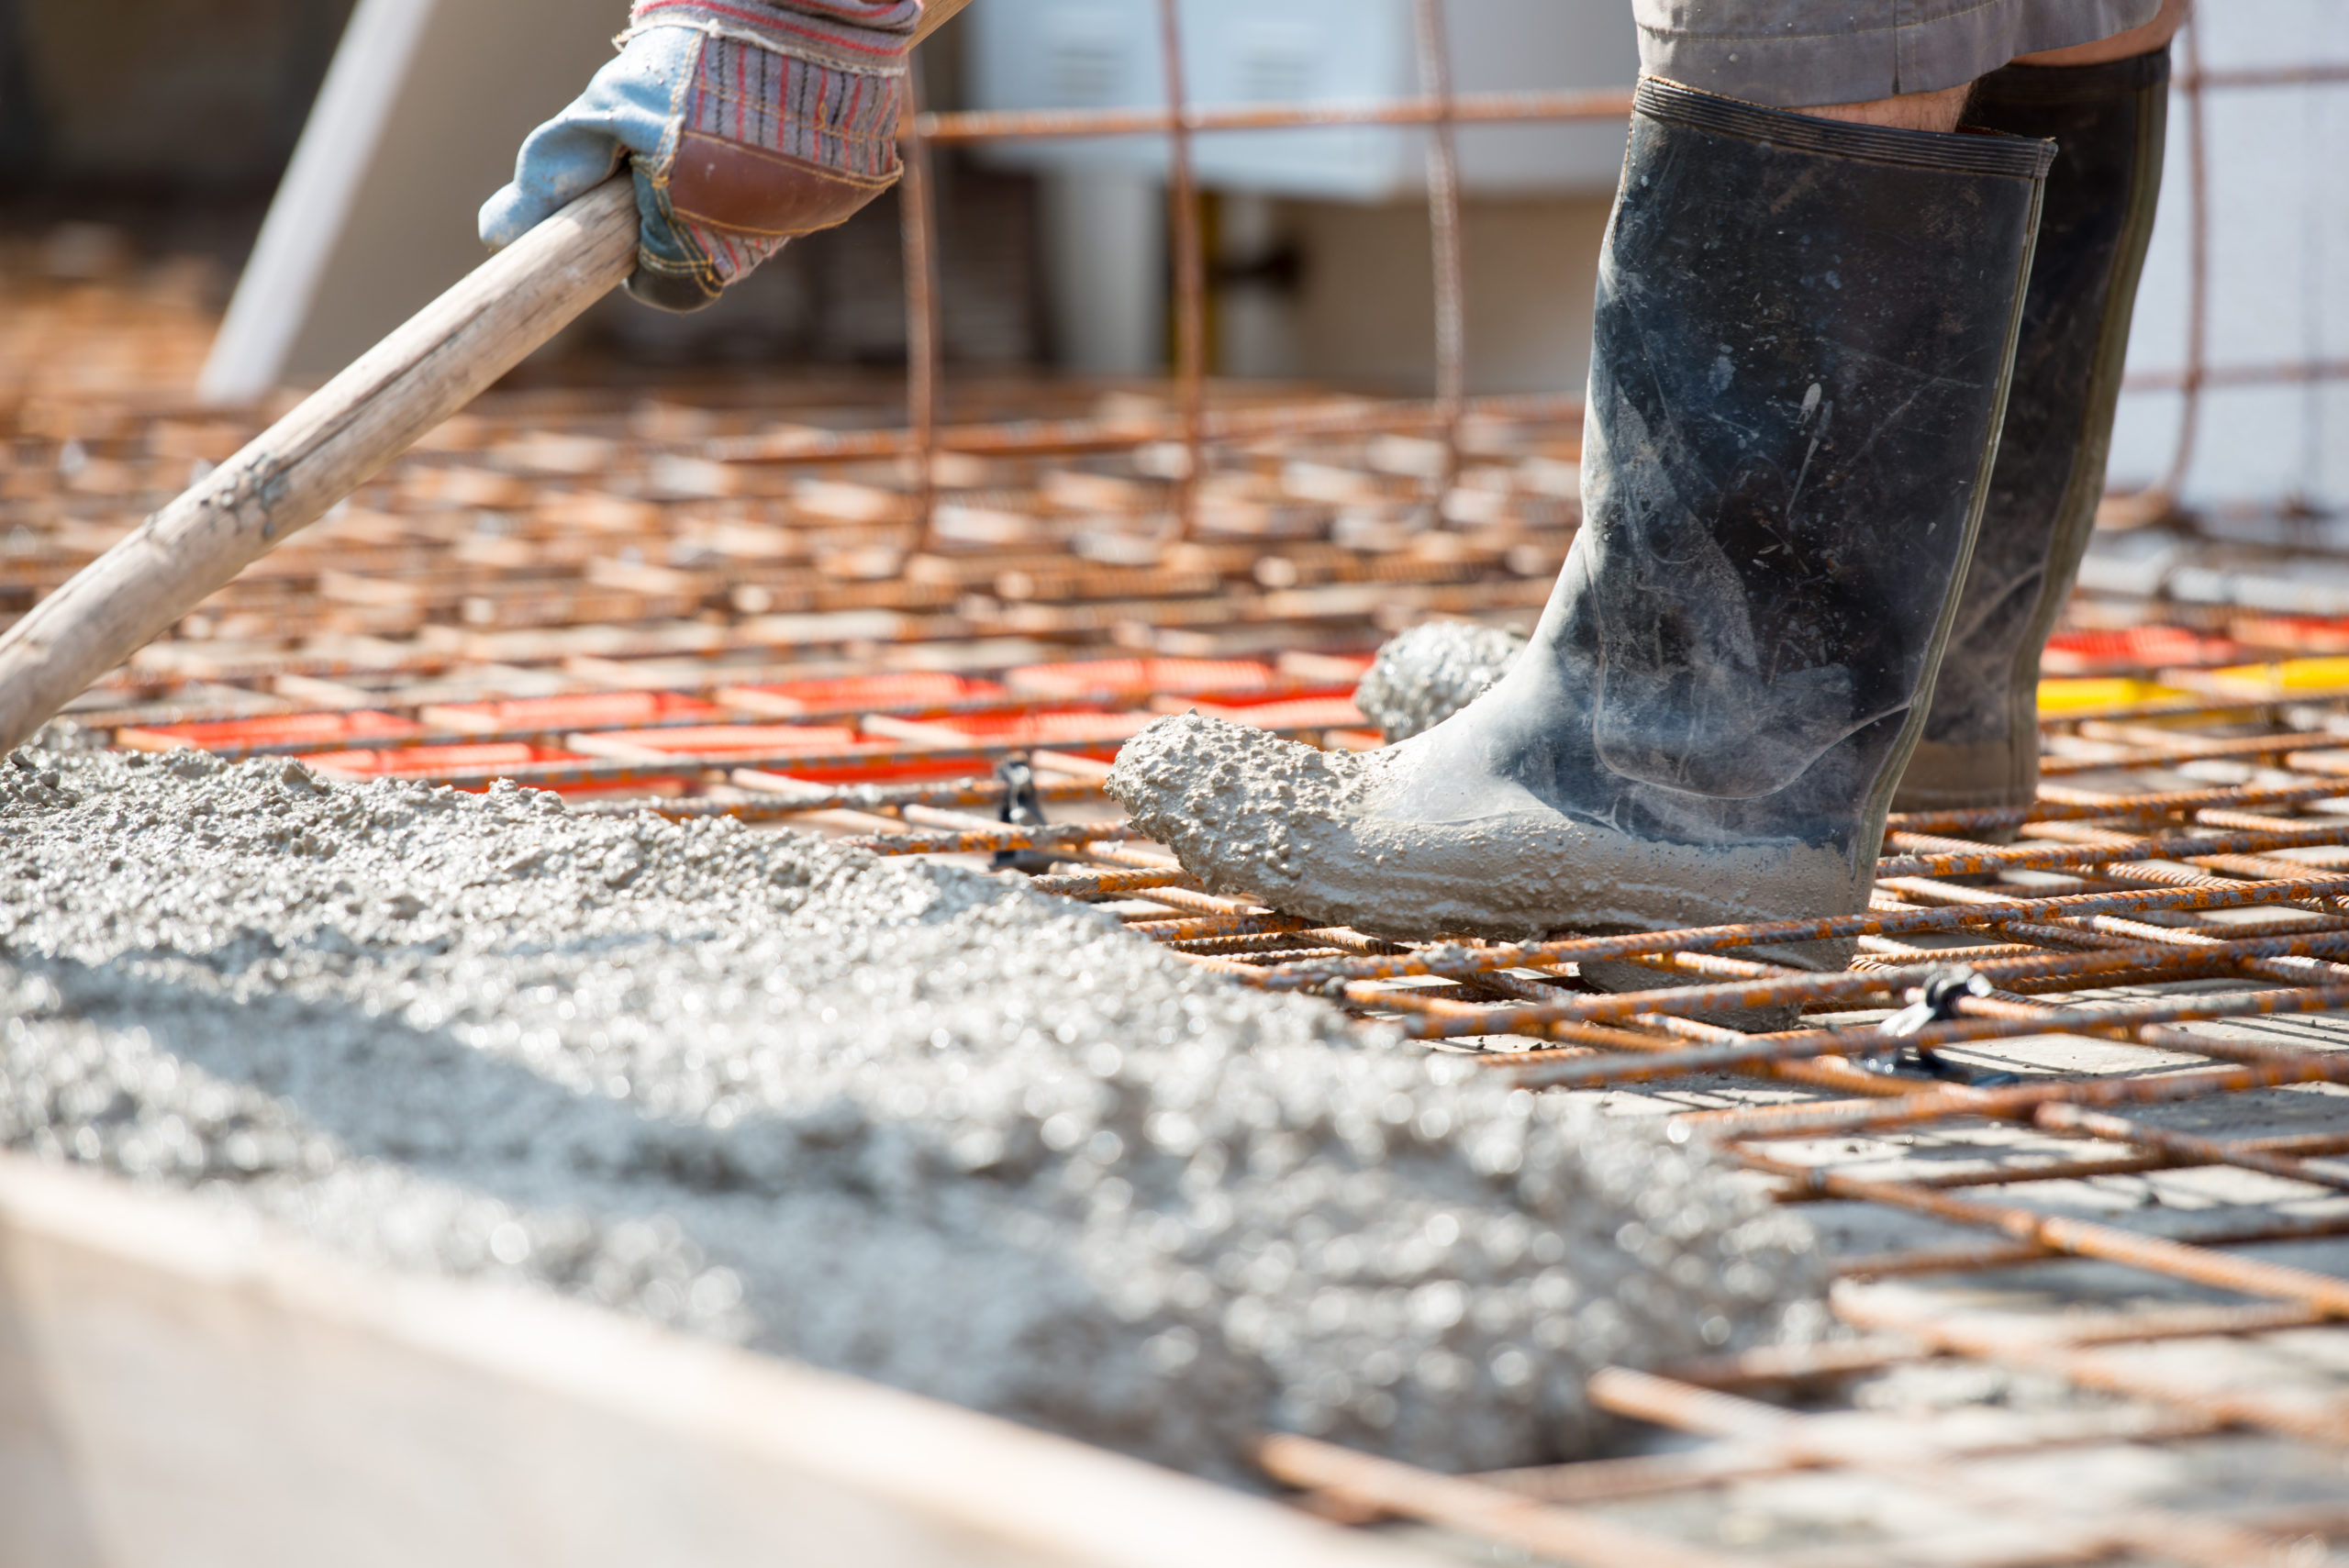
[{"x1": 2109, "y1": 0, "x2": 2349, "y2": 511}]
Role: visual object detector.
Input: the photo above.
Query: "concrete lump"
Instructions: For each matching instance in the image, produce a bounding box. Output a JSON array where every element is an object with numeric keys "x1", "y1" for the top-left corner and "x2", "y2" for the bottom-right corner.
[{"x1": 1353, "y1": 619, "x2": 1529, "y2": 743}]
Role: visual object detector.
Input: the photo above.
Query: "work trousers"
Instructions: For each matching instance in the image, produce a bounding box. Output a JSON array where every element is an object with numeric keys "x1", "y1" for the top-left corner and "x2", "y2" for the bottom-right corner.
[{"x1": 1633, "y1": 1, "x2": 2163, "y2": 105}]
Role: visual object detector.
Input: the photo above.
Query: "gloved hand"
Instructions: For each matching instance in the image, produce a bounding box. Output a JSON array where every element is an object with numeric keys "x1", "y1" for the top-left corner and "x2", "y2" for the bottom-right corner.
[{"x1": 481, "y1": 1, "x2": 919, "y2": 313}]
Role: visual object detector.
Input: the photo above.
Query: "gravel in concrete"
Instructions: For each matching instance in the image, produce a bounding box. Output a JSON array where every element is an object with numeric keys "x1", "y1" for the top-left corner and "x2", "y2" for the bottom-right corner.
[
  {"x1": 0, "y1": 745, "x2": 1822, "y2": 1479},
  {"x1": 1353, "y1": 620, "x2": 1528, "y2": 744}
]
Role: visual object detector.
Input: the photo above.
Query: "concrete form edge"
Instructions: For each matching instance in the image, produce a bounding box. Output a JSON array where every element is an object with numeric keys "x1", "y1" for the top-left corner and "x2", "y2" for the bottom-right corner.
[{"x1": 0, "y1": 1152, "x2": 1430, "y2": 1568}]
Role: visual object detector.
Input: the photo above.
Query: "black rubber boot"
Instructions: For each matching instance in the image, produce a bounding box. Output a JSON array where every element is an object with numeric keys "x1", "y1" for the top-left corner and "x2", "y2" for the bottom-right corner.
[
  {"x1": 1895, "y1": 50, "x2": 2170, "y2": 815},
  {"x1": 1108, "y1": 81, "x2": 2050, "y2": 956}
]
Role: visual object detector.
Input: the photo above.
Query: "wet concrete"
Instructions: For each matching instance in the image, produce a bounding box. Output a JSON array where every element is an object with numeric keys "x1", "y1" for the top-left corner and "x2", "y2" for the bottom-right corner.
[
  {"x1": 0, "y1": 745, "x2": 1823, "y2": 1481},
  {"x1": 1108, "y1": 711, "x2": 1856, "y2": 950},
  {"x1": 1354, "y1": 621, "x2": 1527, "y2": 744}
]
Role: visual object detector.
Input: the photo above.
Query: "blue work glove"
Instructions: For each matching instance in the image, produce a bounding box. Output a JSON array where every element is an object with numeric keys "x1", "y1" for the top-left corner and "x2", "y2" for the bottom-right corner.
[{"x1": 482, "y1": 1, "x2": 920, "y2": 313}]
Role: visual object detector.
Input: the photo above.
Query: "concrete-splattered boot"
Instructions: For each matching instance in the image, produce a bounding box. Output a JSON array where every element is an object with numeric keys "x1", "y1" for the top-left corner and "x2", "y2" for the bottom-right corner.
[
  {"x1": 1109, "y1": 81, "x2": 2051, "y2": 954},
  {"x1": 1896, "y1": 50, "x2": 2171, "y2": 814}
]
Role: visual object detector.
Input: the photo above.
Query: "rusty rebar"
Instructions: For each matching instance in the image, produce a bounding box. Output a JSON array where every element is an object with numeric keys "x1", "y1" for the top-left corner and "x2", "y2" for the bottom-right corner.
[
  {"x1": 321, "y1": 740, "x2": 1079, "y2": 791},
  {"x1": 1744, "y1": 1151, "x2": 2349, "y2": 1318},
  {"x1": 1685, "y1": 1046, "x2": 2349, "y2": 1140},
  {"x1": 1431, "y1": 932, "x2": 2349, "y2": 1038},
  {"x1": 1889, "y1": 778, "x2": 2349, "y2": 837},
  {"x1": 576, "y1": 776, "x2": 1101, "y2": 820},
  {"x1": 897, "y1": 58, "x2": 944, "y2": 550},
  {"x1": 1248, "y1": 875, "x2": 2349, "y2": 994},
  {"x1": 1832, "y1": 1209, "x2": 2349, "y2": 1282},
  {"x1": 916, "y1": 86, "x2": 1638, "y2": 144},
  {"x1": 842, "y1": 823, "x2": 1141, "y2": 856},
  {"x1": 714, "y1": 389, "x2": 1584, "y2": 463},
  {"x1": 2031, "y1": 1100, "x2": 2349, "y2": 1195},
  {"x1": 1504, "y1": 972, "x2": 2349, "y2": 1091},
  {"x1": 1875, "y1": 820, "x2": 2349, "y2": 879},
  {"x1": 1857, "y1": 1128, "x2": 2349, "y2": 1193},
  {"x1": 1411, "y1": 0, "x2": 1466, "y2": 499},
  {"x1": 1835, "y1": 1288, "x2": 2349, "y2": 1447},
  {"x1": 1582, "y1": 1366, "x2": 2295, "y2": 1568},
  {"x1": 2125, "y1": 356, "x2": 2349, "y2": 393},
  {"x1": 161, "y1": 692, "x2": 1192, "y2": 761},
  {"x1": 2163, "y1": 15, "x2": 2210, "y2": 501},
  {"x1": 1157, "y1": 0, "x2": 1206, "y2": 538},
  {"x1": 1026, "y1": 866, "x2": 1200, "y2": 897},
  {"x1": 1255, "y1": 1434, "x2": 1750, "y2": 1568}
]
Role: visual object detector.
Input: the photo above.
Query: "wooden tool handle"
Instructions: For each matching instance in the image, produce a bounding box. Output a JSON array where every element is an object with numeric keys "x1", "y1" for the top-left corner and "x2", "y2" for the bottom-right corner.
[
  {"x1": 0, "y1": 0, "x2": 979, "y2": 755},
  {"x1": 918, "y1": 0, "x2": 977, "y2": 39}
]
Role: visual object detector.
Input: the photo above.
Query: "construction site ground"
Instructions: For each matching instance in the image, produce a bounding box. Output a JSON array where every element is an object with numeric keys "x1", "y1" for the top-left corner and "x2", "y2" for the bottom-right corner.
[{"x1": 12, "y1": 245, "x2": 2349, "y2": 1567}]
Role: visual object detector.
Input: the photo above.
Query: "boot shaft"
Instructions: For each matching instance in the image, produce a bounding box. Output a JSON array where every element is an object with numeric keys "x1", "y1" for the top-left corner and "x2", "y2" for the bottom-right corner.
[
  {"x1": 1521, "y1": 81, "x2": 2052, "y2": 862},
  {"x1": 1898, "y1": 50, "x2": 2172, "y2": 812},
  {"x1": 1108, "y1": 83, "x2": 2058, "y2": 952}
]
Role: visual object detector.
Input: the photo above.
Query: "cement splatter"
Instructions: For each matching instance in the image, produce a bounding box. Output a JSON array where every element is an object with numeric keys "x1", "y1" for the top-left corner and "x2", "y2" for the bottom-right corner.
[
  {"x1": 1354, "y1": 620, "x2": 1527, "y2": 743},
  {"x1": 0, "y1": 746, "x2": 1823, "y2": 1480},
  {"x1": 1107, "y1": 712, "x2": 1857, "y2": 951}
]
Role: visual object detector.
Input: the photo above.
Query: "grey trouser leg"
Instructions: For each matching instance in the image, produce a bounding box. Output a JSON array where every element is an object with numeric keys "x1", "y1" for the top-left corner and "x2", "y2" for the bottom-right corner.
[{"x1": 1632, "y1": 0, "x2": 2162, "y2": 105}]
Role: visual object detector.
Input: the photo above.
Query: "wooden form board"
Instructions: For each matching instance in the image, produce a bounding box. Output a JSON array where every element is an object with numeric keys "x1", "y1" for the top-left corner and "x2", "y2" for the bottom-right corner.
[
  {"x1": 201, "y1": 0, "x2": 619, "y2": 402},
  {"x1": 0, "y1": 1154, "x2": 1429, "y2": 1568}
]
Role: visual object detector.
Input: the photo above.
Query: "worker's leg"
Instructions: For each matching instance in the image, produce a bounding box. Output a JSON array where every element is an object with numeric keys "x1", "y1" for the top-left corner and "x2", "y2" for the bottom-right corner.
[
  {"x1": 2012, "y1": 0, "x2": 2189, "y2": 66},
  {"x1": 1103, "y1": 6, "x2": 2221, "y2": 949},
  {"x1": 1800, "y1": 84, "x2": 1971, "y2": 132},
  {"x1": 1108, "y1": 83, "x2": 2053, "y2": 954},
  {"x1": 1654, "y1": 0, "x2": 2188, "y2": 130},
  {"x1": 1898, "y1": 1, "x2": 2186, "y2": 811},
  {"x1": 1630, "y1": 1, "x2": 2164, "y2": 108}
]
